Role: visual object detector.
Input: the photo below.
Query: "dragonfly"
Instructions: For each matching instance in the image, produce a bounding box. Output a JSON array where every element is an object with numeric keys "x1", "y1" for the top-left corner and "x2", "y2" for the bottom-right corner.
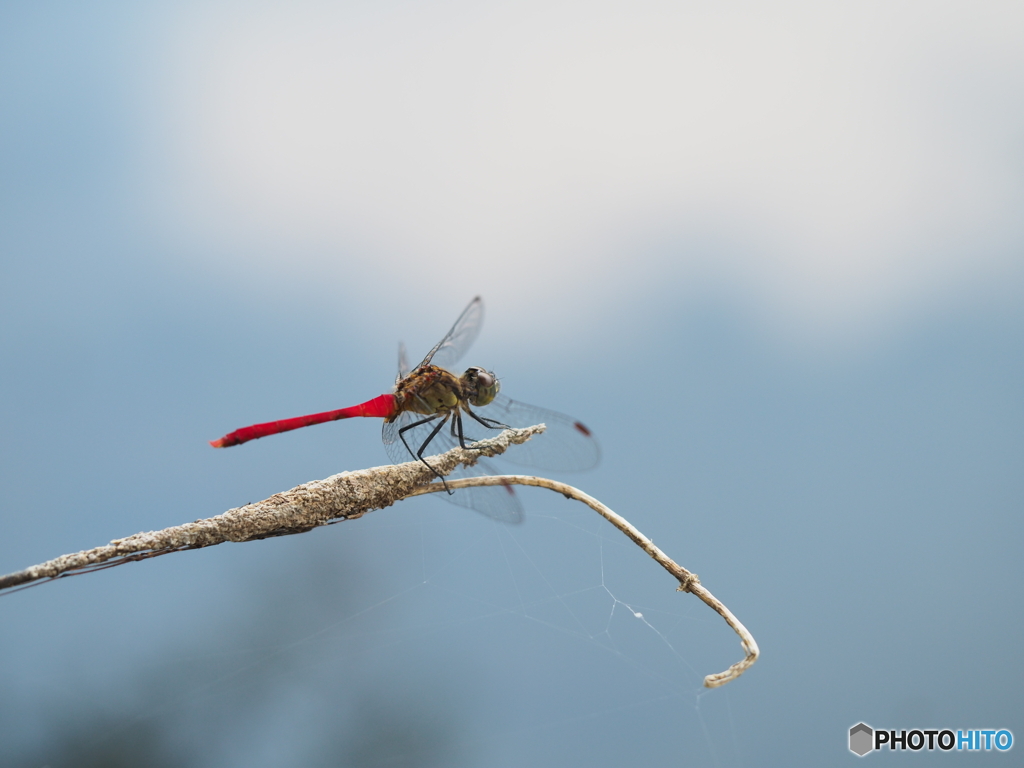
[{"x1": 210, "y1": 297, "x2": 599, "y2": 523}]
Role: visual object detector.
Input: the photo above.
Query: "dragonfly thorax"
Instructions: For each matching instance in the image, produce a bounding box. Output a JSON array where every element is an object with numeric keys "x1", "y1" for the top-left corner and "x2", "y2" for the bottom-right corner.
[
  {"x1": 394, "y1": 365, "x2": 463, "y2": 416},
  {"x1": 393, "y1": 364, "x2": 500, "y2": 419}
]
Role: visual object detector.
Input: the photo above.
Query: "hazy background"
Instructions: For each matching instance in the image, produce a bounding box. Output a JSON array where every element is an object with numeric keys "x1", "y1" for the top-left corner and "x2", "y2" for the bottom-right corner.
[{"x1": 1, "y1": 2, "x2": 1021, "y2": 765}]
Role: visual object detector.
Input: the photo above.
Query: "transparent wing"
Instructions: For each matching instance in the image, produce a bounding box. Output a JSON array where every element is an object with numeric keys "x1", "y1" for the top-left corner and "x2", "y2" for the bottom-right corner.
[
  {"x1": 382, "y1": 409, "x2": 523, "y2": 524},
  {"x1": 419, "y1": 296, "x2": 484, "y2": 371},
  {"x1": 397, "y1": 342, "x2": 411, "y2": 383},
  {"x1": 382, "y1": 408, "x2": 445, "y2": 465},
  {"x1": 439, "y1": 458, "x2": 523, "y2": 524},
  {"x1": 470, "y1": 394, "x2": 601, "y2": 472}
]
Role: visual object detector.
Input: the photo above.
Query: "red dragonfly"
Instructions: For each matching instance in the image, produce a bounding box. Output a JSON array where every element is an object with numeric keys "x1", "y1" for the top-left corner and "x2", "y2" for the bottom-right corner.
[{"x1": 210, "y1": 297, "x2": 599, "y2": 523}]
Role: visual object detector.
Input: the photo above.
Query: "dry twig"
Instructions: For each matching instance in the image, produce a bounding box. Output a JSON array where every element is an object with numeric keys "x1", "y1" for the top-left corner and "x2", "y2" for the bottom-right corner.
[
  {"x1": 409, "y1": 475, "x2": 759, "y2": 687},
  {"x1": 0, "y1": 425, "x2": 757, "y2": 687}
]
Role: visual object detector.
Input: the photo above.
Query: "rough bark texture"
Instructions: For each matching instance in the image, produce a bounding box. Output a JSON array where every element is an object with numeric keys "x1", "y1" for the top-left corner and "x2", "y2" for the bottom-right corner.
[{"x1": 0, "y1": 426, "x2": 544, "y2": 592}]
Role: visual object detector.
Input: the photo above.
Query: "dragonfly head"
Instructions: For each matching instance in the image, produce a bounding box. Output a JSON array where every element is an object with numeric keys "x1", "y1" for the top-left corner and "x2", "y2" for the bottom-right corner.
[{"x1": 462, "y1": 367, "x2": 499, "y2": 407}]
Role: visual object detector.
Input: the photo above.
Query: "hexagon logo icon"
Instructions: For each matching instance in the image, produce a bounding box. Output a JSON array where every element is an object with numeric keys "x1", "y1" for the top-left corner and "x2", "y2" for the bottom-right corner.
[{"x1": 849, "y1": 723, "x2": 874, "y2": 756}]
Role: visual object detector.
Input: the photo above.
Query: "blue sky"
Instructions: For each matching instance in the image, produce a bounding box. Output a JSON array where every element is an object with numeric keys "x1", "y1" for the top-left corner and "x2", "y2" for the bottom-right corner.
[{"x1": 1, "y1": 3, "x2": 1022, "y2": 766}]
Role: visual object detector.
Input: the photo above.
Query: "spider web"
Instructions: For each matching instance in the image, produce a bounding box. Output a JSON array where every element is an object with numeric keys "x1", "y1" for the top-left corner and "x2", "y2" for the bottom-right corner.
[
  {"x1": 338, "y1": 495, "x2": 746, "y2": 766},
  {"x1": 4, "y1": 490, "x2": 747, "y2": 768}
]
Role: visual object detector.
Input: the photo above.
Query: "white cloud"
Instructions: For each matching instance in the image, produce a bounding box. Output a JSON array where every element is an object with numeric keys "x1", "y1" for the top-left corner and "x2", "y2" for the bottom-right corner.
[{"x1": 151, "y1": 0, "x2": 1024, "y2": 343}]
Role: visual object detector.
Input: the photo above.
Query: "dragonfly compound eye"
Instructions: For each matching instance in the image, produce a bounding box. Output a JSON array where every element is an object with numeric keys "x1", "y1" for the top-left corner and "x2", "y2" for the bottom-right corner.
[{"x1": 464, "y1": 367, "x2": 499, "y2": 406}]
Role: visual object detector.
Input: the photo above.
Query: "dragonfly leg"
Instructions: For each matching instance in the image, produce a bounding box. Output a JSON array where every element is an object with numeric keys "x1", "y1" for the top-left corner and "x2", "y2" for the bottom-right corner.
[
  {"x1": 464, "y1": 406, "x2": 510, "y2": 432},
  {"x1": 449, "y1": 413, "x2": 468, "y2": 446},
  {"x1": 453, "y1": 409, "x2": 492, "y2": 450},
  {"x1": 415, "y1": 414, "x2": 450, "y2": 461},
  {"x1": 398, "y1": 414, "x2": 453, "y2": 494},
  {"x1": 397, "y1": 413, "x2": 438, "y2": 456},
  {"x1": 453, "y1": 410, "x2": 472, "y2": 449}
]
